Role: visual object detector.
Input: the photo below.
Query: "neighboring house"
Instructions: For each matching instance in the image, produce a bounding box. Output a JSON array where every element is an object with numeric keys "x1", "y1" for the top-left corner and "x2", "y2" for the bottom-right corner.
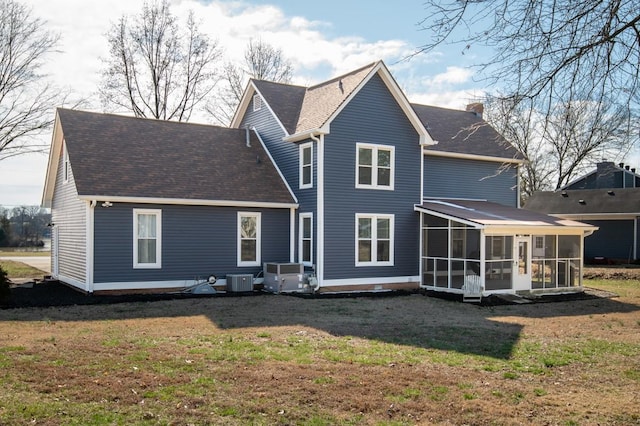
[
  {"x1": 42, "y1": 60, "x2": 596, "y2": 297},
  {"x1": 525, "y1": 161, "x2": 640, "y2": 263}
]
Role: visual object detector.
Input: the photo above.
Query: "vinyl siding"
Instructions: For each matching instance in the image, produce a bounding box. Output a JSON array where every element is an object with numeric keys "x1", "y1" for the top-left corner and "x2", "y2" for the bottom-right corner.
[
  {"x1": 424, "y1": 156, "x2": 518, "y2": 207},
  {"x1": 93, "y1": 204, "x2": 290, "y2": 284},
  {"x1": 583, "y1": 219, "x2": 636, "y2": 260},
  {"x1": 239, "y1": 93, "x2": 318, "y2": 265},
  {"x1": 51, "y1": 143, "x2": 87, "y2": 285},
  {"x1": 322, "y1": 73, "x2": 421, "y2": 280}
]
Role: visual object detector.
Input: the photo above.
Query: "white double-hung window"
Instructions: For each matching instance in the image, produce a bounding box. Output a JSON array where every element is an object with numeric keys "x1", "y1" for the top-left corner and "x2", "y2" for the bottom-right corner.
[
  {"x1": 299, "y1": 142, "x2": 313, "y2": 188},
  {"x1": 356, "y1": 143, "x2": 394, "y2": 190},
  {"x1": 238, "y1": 212, "x2": 261, "y2": 266},
  {"x1": 356, "y1": 214, "x2": 394, "y2": 266},
  {"x1": 133, "y1": 209, "x2": 162, "y2": 268},
  {"x1": 299, "y1": 213, "x2": 313, "y2": 265}
]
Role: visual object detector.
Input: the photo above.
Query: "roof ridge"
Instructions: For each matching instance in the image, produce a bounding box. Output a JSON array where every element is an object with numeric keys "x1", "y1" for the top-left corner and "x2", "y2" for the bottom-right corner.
[
  {"x1": 306, "y1": 61, "x2": 378, "y2": 91},
  {"x1": 57, "y1": 108, "x2": 232, "y2": 131}
]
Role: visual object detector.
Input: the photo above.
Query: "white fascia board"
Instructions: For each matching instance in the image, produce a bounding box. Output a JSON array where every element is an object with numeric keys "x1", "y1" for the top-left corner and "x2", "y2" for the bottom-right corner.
[
  {"x1": 321, "y1": 62, "x2": 434, "y2": 146},
  {"x1": 482, "y1": 225, "x2": 598, "y2": 235},
  {"x1": 231, "y1": 81, "x2": 290, "y2": 137},
  {"x1": 373, "y1": 62, "x2": 434, "y2": 146},
  {"x1": 552, "y1": 212, "x2": 640, "y2": 220},
  {"x1": 413, "y1": 204, "x2": 483, "y2": 228},
  {"x1": 230, "y1": 83, "x2": 255, "y2": 128},
  {"x1": 42, "y1": 113, "x2": 63, "y2": 208},
  {"x1": 77, "y1": 195, "x2": 298, "y2": 209},
  {"x1": 424, "y1": 148, "x2": 525, "y2": 164}
]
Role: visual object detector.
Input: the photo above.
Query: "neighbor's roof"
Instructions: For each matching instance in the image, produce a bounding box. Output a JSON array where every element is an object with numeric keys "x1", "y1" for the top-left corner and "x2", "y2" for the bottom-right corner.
[
  {"x1": 415, "y1": 199, "x2": 596, "y2": 232},
  {"x1": 46, "y1": 108, "x2": 296, "y2": 206},
  {"x1": 411, "y1": 104, "x2": 523, "y2": 161},
  {"x1": 525, "y1": 188, "x2": 640, "y2": 216}
]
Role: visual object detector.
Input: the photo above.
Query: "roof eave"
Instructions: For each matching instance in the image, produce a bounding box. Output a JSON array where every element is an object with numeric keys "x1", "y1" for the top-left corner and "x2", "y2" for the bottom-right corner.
[
  {"x1": 282, "y1": 127, "x2": 329, "y2": 143},
  {"x1": 41, "y1": 111, "x2": 63, "y2": 208},
  {"x1": 230, "y1": 81, "x2": 256, "y2": 129},
  {"x1": 424, "y1": 148, "x2": 525, "y2": 164},
  {"x1": 77, "y1": 195, "x2": 299, "y2": 209}
]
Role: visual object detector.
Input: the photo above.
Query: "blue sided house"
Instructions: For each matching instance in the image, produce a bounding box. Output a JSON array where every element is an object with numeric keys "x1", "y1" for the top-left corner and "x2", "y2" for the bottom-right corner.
[
  {"x1": 42, "y1": 61, "x2": 596, "y2": 298},
  {"x1": 526, "y1": 161, "x2": 640, "y2": 264}
]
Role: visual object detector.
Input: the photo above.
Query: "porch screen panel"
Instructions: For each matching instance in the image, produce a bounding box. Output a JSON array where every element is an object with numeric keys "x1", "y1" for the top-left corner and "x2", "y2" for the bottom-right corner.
[
  {"x1": 532, "y1": 235, "x2": 580, "y2": 289},
  {"x1": 558, "y1": 235, "x2": 580, "y2": 287},
  {"x1": 421, "y1": 213, "x2": 481, "y2": 290},
  {"x1": 485, "y1": 236, "x2": 513, "y2": 290}
]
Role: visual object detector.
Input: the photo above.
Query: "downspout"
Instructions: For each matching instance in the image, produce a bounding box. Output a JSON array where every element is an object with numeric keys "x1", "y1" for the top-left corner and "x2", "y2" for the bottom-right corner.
[
  {"x1": 87, "y1": 200, "x2": 97, "y2": 293},
  {"x1": 290, "y1": 207, "x2": 295, "y2": 263},
  {"x1": 309, "y1": 132, "x2": 323, "y2": 290}
]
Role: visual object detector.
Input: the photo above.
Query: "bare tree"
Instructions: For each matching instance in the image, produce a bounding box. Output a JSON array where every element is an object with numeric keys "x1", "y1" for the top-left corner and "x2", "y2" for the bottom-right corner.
[
  {"x1": 417, "y1": 0, "x2": 639, "y2": 194},
  {"x1": 208, "y1": 38, "x2": 293, "y2": 125},
  {"x1": 416, "y1": 1, "x2": 639, "y2": 113},
  {"x1": 0, "y1": 0, "x2": 60, "y2": 161},
  {"x1": 99, "y1": 0, "x2": 222, "y2": 122},
  {"x1": 485, "y1": 93, "x2": 636, "y2": 199}
]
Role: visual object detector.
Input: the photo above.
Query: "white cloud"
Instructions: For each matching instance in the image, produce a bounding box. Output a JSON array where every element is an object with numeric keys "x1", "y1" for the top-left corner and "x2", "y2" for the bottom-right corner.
[
  {"x1": 423, "y1": 66, "x2": 473, "y2": 87},
  {"x1": 2, "y1": 0, "x2": 481, "y2": 206}
]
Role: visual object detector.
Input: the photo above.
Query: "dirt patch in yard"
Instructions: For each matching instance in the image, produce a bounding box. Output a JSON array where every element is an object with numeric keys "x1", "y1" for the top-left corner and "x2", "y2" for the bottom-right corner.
[{"x1": 0, "y1": 276, "x2": 639, "y2": 424}]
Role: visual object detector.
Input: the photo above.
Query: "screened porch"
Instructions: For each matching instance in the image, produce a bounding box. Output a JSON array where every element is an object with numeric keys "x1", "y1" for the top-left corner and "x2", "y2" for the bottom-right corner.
[{"x1": 415, "y1": 200, "x2": 597, "y2": 295}]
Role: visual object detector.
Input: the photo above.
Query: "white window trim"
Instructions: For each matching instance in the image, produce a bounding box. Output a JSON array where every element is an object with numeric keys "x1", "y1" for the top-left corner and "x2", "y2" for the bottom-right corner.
[
  {"x1": 355, "y1": 213, "x2": 394, "y2": 267},
  {"x1": 299, "y1": 142, "x2": 313, "y2": 189},
  {"x1": 355, "y1": 143, "x2": 395, "y2": 190},
  {"x1": 63, "y1": 143, "x2": 70, "y2": 183},
  {"x1": 237, "y1": 211, "x2": 261, "y2": 267},
  {"x1": 133, "y1": 209, "x2": 162, "y2": 269},
  {"x1": 299, "y1": 213, "x2": 313, "y2": 266},
  {"x1": 253, "y1": 94, "x2": 262, "y2": 111}
]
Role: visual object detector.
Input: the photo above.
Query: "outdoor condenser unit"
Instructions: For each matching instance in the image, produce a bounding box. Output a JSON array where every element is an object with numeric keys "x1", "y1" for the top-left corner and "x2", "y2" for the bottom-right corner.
[
  {"x1": 263, "y1": 263, "x2": 306, "y2": 293},
  {"x1": 226, "y1": 274, "x2": 254, "y2": 292}
]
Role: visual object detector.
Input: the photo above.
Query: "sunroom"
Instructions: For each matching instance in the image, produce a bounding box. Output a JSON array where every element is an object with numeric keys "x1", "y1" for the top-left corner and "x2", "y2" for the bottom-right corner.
[{"x1": 415, "y1": 200, "x2": 597, "y2": 298}]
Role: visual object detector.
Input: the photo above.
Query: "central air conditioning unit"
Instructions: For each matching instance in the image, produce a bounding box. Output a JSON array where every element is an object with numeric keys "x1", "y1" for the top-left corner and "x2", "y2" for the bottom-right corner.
[
  {"x1": 263, "y1": 262, "x2": 307, "y2": 293},
  {"x1": 226, "y1": 274, "x2": 254, "y2": 292}
]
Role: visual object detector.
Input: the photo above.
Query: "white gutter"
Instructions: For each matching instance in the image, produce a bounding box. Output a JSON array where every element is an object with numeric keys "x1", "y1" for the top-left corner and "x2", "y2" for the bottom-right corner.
[
  {"x1": 424, "y1": 148, "x2": 524, "y2": 164},
  {"x1": 77, "y1": 195, "x2": 298, "y2": 210},
  {"x1": 283, "y1": 128, "x2": 329, "y2": 143}
]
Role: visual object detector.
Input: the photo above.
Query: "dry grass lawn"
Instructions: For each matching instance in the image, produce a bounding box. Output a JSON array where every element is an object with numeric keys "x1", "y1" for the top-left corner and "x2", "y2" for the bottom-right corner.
[{"x1": 0, "y1": 277, "x2": 639, "y2": 425}]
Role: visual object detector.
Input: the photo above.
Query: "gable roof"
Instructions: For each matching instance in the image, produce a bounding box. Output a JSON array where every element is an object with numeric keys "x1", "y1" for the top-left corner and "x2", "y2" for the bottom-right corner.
[
  {"x1": 412, "y1": 104, "x2": 523, "y2": 162},
  {"x1": 251, "y1": 79, "x2": 306, "y2": 135},
  {"x1": 524, "y1": 188, "x2": 640, "y2": 217},
  {"x1": 294, "y1": 62, "x2": 378, "y2": 134},
  {"x1": 561, "y1": 161, "x2": 640, "y2": 190},
  {"x1": 232, "y1": 60, "x2": 433, "y2": 145},
  {"x1": 42, "y1": 109, "x2": 296, "y2": 208},
  {"x1": 416, "y1": 199, "x2": 596, "y2": 233}
]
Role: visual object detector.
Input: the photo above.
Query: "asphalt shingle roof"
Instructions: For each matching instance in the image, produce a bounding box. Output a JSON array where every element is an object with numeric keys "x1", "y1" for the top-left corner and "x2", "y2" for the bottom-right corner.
[
  {"x1": 57, "y1": 108, "x2": 295, "y2": 205},
  {"x1": 524, "y1": 188, "x2": 640, "y2": 215},
  {"x1": 252, "y1": 79, "x2": 306, "y2": 135},
  {"x1": 411, "y1": 104, "x2": 522, "y2": 160},
  {"x1": 417, "y1": 199, "x2": 594, "y2": 229}
]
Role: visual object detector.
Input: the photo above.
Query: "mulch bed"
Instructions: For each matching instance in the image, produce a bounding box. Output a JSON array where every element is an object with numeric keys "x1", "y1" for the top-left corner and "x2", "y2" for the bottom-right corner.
[
  {"x1": 1, "y1": 277, "x2": 618, "y2": 310},
  {"x1": 1, "y1": 279, "x2": 263, "y2": 309}
]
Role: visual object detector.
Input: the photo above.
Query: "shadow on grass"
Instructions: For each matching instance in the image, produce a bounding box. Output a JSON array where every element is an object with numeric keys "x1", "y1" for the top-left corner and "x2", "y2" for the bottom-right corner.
[{"x1": 1, "y1": 281, "x2": 638, "y2": 360}]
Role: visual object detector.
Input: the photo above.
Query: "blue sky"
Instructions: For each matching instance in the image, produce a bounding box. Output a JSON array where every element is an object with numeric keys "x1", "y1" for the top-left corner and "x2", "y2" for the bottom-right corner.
[{"x1": 0, "y1": 0, "x2": 489, "y2": 208}]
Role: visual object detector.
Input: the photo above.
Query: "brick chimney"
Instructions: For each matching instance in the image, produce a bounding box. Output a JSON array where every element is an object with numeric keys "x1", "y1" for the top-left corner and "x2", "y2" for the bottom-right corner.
[{"x1": 466, "y1": 103, "x2": 484, "y2": 118}]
